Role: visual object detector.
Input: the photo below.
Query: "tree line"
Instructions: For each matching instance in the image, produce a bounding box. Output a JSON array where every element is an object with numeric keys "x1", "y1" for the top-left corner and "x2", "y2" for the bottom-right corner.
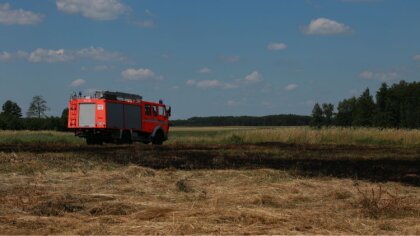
[
  {"x1": 0, "y1": 96, "x2": 68, "y2": 131},
  {"x1": 310, "y1": 81, "x2": 420, "y2": 128},
  {"x1": 1, "y1": 96, "x2": 311, "y2": 130},
  {"x1": 2, "y1": 81, "x2": 418, "y2": 130},
  {"x1": 171, "y1": 114, "x2": 311, "y2": 126}
]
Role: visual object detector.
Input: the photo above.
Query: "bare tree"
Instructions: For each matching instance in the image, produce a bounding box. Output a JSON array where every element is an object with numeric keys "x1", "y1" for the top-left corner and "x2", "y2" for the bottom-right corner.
[{"x1": 27, "y1": 95, "x2": 50, "y2": 118}]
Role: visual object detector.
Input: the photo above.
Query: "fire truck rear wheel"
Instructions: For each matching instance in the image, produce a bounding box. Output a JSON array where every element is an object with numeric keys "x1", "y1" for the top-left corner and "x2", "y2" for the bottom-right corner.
[
  {"x1": 86, "y1": 138, "x2": 94, "y2": 145},
  {"x1": 152, "y1": 130, "x2": 163, "y2": 145},
  {"x1": 122, "y1": 130, "x2": 132, "y2": 144},
  {"x1": 86, "y1": 137, "x2": 102, "y2": 145}
]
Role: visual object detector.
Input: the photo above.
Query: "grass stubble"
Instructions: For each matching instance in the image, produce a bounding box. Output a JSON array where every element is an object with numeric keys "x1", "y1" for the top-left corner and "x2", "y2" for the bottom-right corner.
[
  {"x1": 1, "y1": 126, "x2": 420, "y2": 147},
  {"x1": 0, "y1": 150, "x2": 419, "y2": 234},
  {"x1": 0, "y1": 127, "x2": 419, "y2": 234}
]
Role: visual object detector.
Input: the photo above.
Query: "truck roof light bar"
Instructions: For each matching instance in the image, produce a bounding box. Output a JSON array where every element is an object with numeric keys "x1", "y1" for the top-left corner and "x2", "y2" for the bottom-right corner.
[{"x1": 94, "y1": 91, "x2": 143, "y2": 101}]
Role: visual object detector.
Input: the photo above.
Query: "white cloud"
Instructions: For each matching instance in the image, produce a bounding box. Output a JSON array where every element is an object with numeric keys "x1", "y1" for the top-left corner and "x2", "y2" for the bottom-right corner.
[
  {"x1": 302, "y1": 18, "x2": 352, "y2": 35},
  {"x1": 198, "y1": 67, "x2": 212, "y2": 74},
  {"x1": 29, "y1": 48, "x2": 74, "y2": 63},
  {"x1": 0, "y1": 50, "x2": 29, "y2": 61},
  {"x1": 0, "y1": 52, "x2": 12, "y2": 61},
  {"x1": 221, "y1": 55, "x2": 240, "y2": 63},
  {"x1": 121, "y1": 68, "x2": 160, "y2": 80},
  {"x1": 284, "y1": 84, "x2": 298, "y2": 91},
  {"x1": 76, "y1": 47, "x2": 126, "y2": 61},
  {"x1": 186, "y1": 79, "x2": 237, "y2": 89},
  {"x1": 56, "y1": 0, "x2": 129, "y2": 21},
  {"x1": 359, "y1": 70, "x2": 401, "y2": 81},
  {"x1": 198, "y1": 80, "x2": 224, "y2": 89},
  {"x1": 244, "y1": 71, "x2": 263, "y2": 83},
  {"x1": 267, "y1": 42, "x2": 287, "y2": 51},
  {"x1": 413, "y1": 55, "x2": 420, "y2": 61},
  {"x1": 15, "y1": 50, "x2": 29, "y2": 59},
  {"x1": 0, "y1": 3, "x2": 43, "y2": 25},
  {"x1": 70, "y1": 78, "x2": 86, "y2": 87},
  {"x1": 0, "y1": 47, "x2": 126, "y2": 63}
]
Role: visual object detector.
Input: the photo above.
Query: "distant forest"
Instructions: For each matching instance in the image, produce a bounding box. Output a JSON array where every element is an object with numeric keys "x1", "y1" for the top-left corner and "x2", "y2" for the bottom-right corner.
[
  {"x1": 0, "y1": 81, "x2": 418, "y2": 130},
  {"x1": 310, "y1": 81, "x2": 420, "y2": 129},
  {"x1": 171, "y1": 115, "x2": 311, "y2": 127}
]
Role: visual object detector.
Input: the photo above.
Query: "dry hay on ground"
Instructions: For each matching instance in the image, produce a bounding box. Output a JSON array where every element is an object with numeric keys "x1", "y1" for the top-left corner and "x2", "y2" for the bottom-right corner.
[
  {"x1": 0, "y1": 155, "x2": 419, "y2": 234},
  {"x1": 0, "y1": 143, "x2": 419, "y2": 234}
]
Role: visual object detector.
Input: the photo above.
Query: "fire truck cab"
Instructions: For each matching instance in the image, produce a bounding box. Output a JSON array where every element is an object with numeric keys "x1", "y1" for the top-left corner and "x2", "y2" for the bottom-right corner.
[{"x1": 68, "y1": 91, "x2": 170, "y2": 145}]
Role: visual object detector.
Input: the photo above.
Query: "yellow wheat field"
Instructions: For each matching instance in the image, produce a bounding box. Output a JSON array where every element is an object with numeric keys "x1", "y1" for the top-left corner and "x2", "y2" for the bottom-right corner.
[
  {"x1": 169, "y1": 126, "x2": 420, "y2": 147},
  {"x1": 0, "y1": 126, "x2": 419, "y2": 147}
]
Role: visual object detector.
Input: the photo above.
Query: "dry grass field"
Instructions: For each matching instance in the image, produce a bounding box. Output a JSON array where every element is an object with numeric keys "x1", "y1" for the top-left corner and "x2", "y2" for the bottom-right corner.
[
  {"x1": 0, "y1": 127, "x2": 419, "y2": 234},
  {"x1": 168, "y1": 126, "x2": 420, "y2": 147}
]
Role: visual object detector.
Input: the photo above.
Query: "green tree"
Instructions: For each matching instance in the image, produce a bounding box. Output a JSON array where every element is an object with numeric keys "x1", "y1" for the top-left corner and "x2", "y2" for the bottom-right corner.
[
  {"x1": 0, "y1": 114, "x2": 7, "y2": 129},
  {"x1": 353, "y1": 88, "x2": 375, "y2": 127},
  {"x1": 322, "y1": 103, "x2": 334, "y2": 126},
  {"x1": 373, "y1": 83, "x2": 390, "y2": 127},
  {"x1": 60, "y1": 108, "x2": 69, "y2": 131},
  {"x1": 2, "y1": 100, "x2": 22, "y2": 118},
  {"x1": 328, "y1": 81, "x2": 419, "y2": 129},
  {"x1": 27, "y1": 95, "x2": 50, "y2": 118},
  {"x1": 310, "y1": 103, "x2": 323, "y2": 128},
  {"x1": 336, "y1": 97, "x2": 357, "y2": 126},
  {"x1": 0, "y1": 100, "x2": 23, "y2": 130}
]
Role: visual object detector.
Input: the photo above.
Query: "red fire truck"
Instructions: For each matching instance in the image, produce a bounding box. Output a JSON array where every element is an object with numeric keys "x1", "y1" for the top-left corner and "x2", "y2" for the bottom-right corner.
[{"x1": 68, "y1": 91, "x2": 171, "y2": 145}]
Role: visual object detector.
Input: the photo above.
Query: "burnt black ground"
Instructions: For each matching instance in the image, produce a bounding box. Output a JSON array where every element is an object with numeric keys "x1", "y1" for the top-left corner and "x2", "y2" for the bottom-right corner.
[{"x1": 1, "y1": 142, "x2": 419, "y2": 186}]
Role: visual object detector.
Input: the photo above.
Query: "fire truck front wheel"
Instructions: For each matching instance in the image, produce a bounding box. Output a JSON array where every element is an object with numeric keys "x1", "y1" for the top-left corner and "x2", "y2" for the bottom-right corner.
[{"x1": 152, "y1": 130, "x2": 164, "y2": 145}]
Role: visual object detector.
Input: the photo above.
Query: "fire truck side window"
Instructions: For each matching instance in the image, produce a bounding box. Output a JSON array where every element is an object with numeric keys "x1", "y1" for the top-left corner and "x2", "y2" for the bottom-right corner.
[
  {"x1": 159, "y1": 106, "x2": 165, "y2": 116},
  {"x1": 153, "y1": 106, "x2": 158, "y2": 116},
  {"x1": 145, "y1": 104, "x2": 151, "y2": 116}
]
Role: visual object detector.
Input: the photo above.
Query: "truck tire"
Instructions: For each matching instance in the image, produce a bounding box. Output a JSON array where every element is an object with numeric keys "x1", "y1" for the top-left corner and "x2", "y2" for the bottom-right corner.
[
  {"x1": 86, "y1": 137, "x2": 94, "y2": 145},
  {"x1": 122, "y1": 130, "x2": 132, "y2": 144},
  {"x1": 86, "y1": 137, "x2": 102, "y2": 145},
  {"x1": 152, "y1": 130, "x2": 163, "y2": 145}
]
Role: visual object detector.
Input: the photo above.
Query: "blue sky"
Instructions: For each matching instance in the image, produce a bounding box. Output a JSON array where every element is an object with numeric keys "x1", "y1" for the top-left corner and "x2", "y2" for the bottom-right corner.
[{"x1": 0, "y1": 0, "x2": 419, "y2": 119}]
